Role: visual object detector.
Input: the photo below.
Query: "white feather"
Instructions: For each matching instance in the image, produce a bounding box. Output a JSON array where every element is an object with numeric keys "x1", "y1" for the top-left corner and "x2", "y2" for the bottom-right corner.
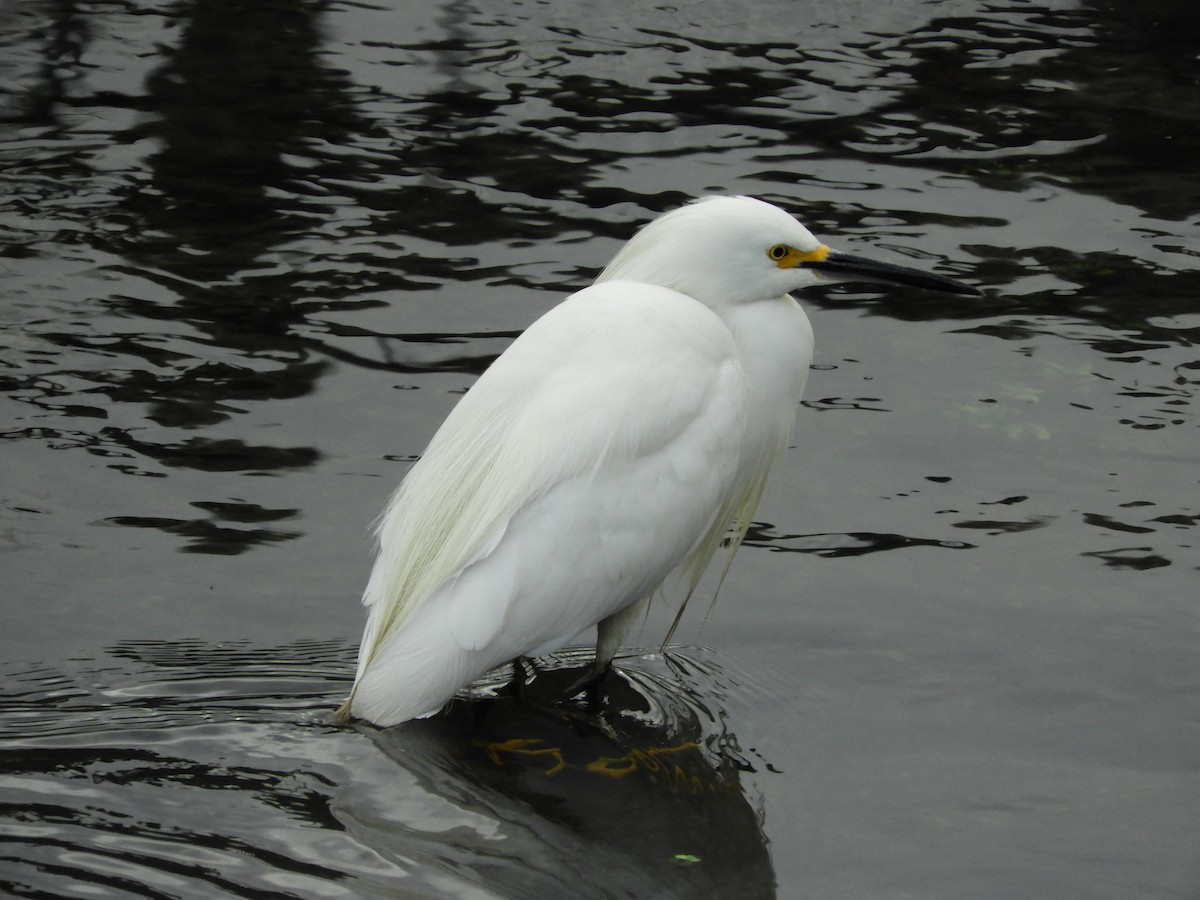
[{"x1": 343, "y1": 196, "x2": 820, "y2": 726}]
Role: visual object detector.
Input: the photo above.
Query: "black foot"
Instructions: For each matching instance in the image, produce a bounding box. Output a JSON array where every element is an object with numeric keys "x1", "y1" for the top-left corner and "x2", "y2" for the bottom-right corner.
[
  {"x1": 508, "y1": 656, "x2": 535, "y2": 699},
  {"x1": 560, "y1": 662, "x2": 610, "y2": 704}
]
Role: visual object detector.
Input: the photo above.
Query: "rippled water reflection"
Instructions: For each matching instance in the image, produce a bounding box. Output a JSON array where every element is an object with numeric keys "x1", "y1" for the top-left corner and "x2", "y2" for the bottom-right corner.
[
  {"x1": 2, "y1": 643, "x2": 773, "y2": 897},
  {"x1": 2, "y1": 0, "x2": 1198, "y2": 896}
]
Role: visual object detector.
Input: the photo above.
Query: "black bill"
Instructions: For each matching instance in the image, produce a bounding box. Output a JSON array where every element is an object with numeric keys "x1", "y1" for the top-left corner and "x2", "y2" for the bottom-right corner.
[{"x1": 808, "y1": 250, "x2": 981, "y2": 296}]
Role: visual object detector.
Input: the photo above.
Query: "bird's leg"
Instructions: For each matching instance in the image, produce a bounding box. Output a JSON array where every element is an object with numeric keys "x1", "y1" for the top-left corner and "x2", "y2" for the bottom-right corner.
[
  {"x1": 561, "y1": 662, "x2": 608, "y2": 703},
  {"x1": 509, "y1": 656, "x2": 534, "y2": 699},
  {"x1": 562, "y1": 597, "x2": 648, "y2": 700}
]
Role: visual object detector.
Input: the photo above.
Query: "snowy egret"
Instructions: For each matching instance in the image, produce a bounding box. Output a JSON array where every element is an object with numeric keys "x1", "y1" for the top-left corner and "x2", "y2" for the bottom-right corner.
[{"x1": 338, "y1": 195, "x2": 979, "y2": 727}]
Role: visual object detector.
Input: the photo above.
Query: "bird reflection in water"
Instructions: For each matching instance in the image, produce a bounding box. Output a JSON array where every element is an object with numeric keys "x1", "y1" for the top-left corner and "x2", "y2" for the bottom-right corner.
[{"x1": 358, "y1": 648, "x2": 777, "y2": 900}]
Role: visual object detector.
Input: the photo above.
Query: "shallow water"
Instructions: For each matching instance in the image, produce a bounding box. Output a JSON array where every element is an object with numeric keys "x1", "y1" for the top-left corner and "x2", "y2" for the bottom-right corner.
[{"x1": 2, "y1": 0, "x2": 1198, "y2": 896}]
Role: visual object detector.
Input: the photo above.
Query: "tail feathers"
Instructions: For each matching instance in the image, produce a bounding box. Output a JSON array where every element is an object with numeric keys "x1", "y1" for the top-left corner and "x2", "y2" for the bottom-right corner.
[{"x1": 343, "y1": 623, "x2": 481, "y2": 727}]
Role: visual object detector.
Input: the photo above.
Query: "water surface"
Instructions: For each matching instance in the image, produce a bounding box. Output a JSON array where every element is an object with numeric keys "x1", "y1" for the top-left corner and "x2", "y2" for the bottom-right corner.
[{"x1": 2, "y1": 0, "x2": 1198, "y2": 896}]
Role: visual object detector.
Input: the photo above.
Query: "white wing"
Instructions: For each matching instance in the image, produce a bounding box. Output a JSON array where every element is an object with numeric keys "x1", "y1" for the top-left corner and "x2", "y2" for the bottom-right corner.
[{"x1": 344, "y1": 280, "x2": 750, "y2": 725}]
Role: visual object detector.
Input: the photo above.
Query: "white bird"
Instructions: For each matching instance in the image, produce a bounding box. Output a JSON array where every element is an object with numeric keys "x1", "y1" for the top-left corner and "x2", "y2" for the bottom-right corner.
[{"x1": 338, "y1": 195, "x2": 978, "y2": 727}]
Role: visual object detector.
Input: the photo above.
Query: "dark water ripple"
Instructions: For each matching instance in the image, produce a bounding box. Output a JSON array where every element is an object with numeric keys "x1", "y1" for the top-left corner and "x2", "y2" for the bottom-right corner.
[
  {"x1": 2, "y1": 0, "x2": 1198, "y2": 896},
  {"x1": 1, "y1": 643, "x2": 776, "y2": 899}
]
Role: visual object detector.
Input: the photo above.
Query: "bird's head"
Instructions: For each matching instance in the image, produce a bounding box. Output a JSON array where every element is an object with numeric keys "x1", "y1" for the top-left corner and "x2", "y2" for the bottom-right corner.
[{"x1": 596, "y1": 195, "x2": 979, "y2": 309}]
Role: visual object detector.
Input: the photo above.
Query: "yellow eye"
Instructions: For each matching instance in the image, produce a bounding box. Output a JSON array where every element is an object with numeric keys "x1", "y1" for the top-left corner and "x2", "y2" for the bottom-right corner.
[{"x1": 768, "y1": 244, "x2": 790, "y2": 261}]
